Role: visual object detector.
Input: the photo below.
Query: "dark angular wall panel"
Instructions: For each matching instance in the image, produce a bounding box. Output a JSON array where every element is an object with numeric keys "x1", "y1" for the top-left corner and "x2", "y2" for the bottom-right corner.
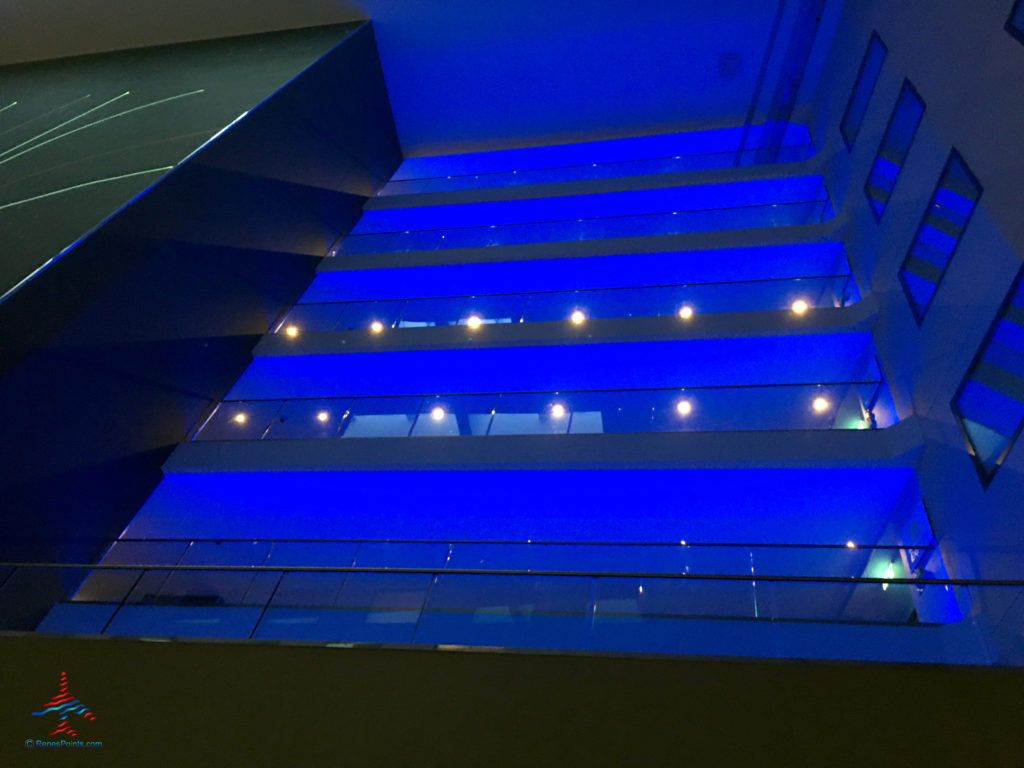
[{"x1": 0, "y1": 23, "x2": 401, "y2": 579}]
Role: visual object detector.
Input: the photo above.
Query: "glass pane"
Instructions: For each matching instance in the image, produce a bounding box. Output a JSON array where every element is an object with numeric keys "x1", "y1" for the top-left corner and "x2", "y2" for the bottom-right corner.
[
  {"x1": 595, "y1": 577, "x2": 756, "y2": 619},
  {"x1": 157, "y1": 542, "x2": 271, "y2": 607},
  {"x1": 339, "y1": 397, "x2": 423, "y2": 438},
  {"x1": 411, "y1": 395, "x2": 498, "y2": 436},
  {"x1": 335, "y1": 300, "x2": 406, "y2": 330},
  {"x1": 263, "y1": 399, "x2": 350, "y2": 439},
  {"x1": 194, "y1": 401, "x2": 282, "y2": 441},
  {"x1": 490, "y1": 393, "x2": 571, "y2": 435},
  {"x1": 397, "y1": 297, "x2": 464, "y2": 327},
  {"x1": 458, "y1": 294, "x2": 528, "y2": 325},
  {"x1": 841, "y1": 34, "x2": 887, "y2": 147},
  {"x1": 277, "y1": 303, "x2": 345, "y2": 333},
  {"x1": 899, "y1": 151, "x2": 981, "y2": 322},
  {"x1": 864, "y1": 81, "x2": 925, "y2": 219}
]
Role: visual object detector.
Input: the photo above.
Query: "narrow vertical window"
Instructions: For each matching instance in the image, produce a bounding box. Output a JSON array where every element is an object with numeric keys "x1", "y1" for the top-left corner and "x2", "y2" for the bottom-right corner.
[
  {"x1": 864, "y1": 80, "x2": 925, "y2": 220},
  {"x1": 952, "y1": 269, "x2": 1024, "y2": 485},
  {"x1": 1007, "y1": 0, "x2": 1024, "y2": 45},
  {"x1": 898, "y1": 150, "x2": 982, "y2": 323},
  {"x1": 840, "y1": 33, "x2": 887, "y2": 149}
]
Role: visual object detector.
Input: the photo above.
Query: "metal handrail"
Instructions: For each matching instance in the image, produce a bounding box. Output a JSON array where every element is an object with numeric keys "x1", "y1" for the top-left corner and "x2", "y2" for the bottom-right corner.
[
  {"x1": 1, "y1": 561, "x2": 1016, "y2": 586},
  {"x1": 213, "y1": 379, "x2": 884, "y2": 404},
  {"x1": 1, "y1": 536, "x2": 926, "y2": 549}
]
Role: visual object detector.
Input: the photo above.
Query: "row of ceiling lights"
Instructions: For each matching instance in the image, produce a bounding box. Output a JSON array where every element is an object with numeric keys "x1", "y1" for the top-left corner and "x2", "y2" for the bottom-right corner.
[
  {"x1": 227, "y1": 394, "x2": 833, "y2": 427},
  {"x1": 280, "y1": 299, "x2": 813, "y2": 338}
]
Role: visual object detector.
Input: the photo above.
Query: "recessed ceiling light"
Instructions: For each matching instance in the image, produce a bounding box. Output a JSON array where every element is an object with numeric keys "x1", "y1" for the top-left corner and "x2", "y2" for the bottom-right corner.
[
  {"x1": 550, "y1": 403, "x2": 567, "y2": 419},
  {"x1": 284, "y1": 325, "x2": 299, "y2": 337},
  {"x1": 678, "y1": 306, "x2": 694, "y2": 319},
  {"x1": 812, "y1": 396, "x2": 830, "y2": 413},
  {"x1": 431, "y1": 406, "x2": 446, "y2": 421},
  {"x1": 570, "y1": 310, "x2": 586, "y2": 325},
  {"x1": 316, "y1": 411, "x2": 329, "y2": 423},
  {"x1": 370, "y1": 320, "x2": 384, "y2": 333},
  {"x1": 791, "y1": 299, "x2": 810, "y2": 315},
  {"x1": 232, "y1": 413, "x2": 247, "y2": 424},
  {"x1": 466, "y1": 315, "x2": 482, "y2": 329},
  {"x1": 675, "y1": 400, "x2": 693, "y2": 416}
]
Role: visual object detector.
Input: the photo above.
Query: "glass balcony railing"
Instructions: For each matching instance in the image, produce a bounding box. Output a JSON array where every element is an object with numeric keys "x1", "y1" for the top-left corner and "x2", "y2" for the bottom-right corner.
[
  {"x1": 192, "y1": 380, "x2": 891, "y2": 442},
  {"x1": 332, "y1": 199, "x2": 833, "y2": 256},
  {"x1": 274, "y1": 274, "x2": 857, "y2": 334},
  {"x1": 69, "y1": 537, "x2": 939, "y2": 579},
  {"x1": 3, "y1": 537, "x2": 1010, "y2": 664},
  {"x1": 385, "y1": 123, "x2": 814, "y2": 190},
  {"x1": 308, "y1": 242, "x2": 852, "y2": 302},
  {"x1": 376, "y1": 143, "x2": 815, "y2": 196}
]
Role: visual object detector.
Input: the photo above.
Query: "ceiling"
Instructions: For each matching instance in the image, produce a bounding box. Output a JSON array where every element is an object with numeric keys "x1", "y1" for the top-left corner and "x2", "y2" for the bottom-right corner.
[
  {"x1": 0, "y1": 0, "x2": 819, "y2": 155},
  {"x1": 0, "y1": 1, "x2": 831, "y2": 295}
]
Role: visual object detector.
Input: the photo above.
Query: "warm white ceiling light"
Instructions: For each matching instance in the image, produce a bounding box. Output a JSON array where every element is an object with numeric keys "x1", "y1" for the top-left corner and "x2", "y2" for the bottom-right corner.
[
  {"x1": 430, "y1": 406, "x2": 446, "y2": 421},
  {"x1": 812, "y1": 396, "x2": 830, "y2": 413},
  {"x1": 791, "y1": 299, "x2": 810, "y2": 315},
  {"x1": 370, "y1": 320, "x2": 384, "y2": 333},
  {"x1": 550, "y1": 403, "x2": 567, "y2": 419},
  {"x1": 570, "y1": 310, "x2": 586, "y2": 325},
  {"x1": 284, "y1": 325, "x2": 299, "y2": 338},
  {"x1": 675, "y1": 399, "x2": 693, "y2": 416},
  {"x1": 466, "y1": 315, "x2": 482, "y2": 329},
  {"x1": 232, "y1": 412, "x2": 247, "y2": 424},
  {"x1": 678, "y1": 306, "x2": 694, "y2": 320},
  {"x1": 316, "y1": 411, "x2": 330, "y2": 423}
]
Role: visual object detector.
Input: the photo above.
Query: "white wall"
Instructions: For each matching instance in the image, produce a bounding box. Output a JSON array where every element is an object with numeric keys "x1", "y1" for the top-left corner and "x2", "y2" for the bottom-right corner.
[
  {"x1": 810, "y1": 0, "x2": 1024, "y2": 595},
  {"x1": 1, "y1": 1, "x2": 833, "y2": 157}
]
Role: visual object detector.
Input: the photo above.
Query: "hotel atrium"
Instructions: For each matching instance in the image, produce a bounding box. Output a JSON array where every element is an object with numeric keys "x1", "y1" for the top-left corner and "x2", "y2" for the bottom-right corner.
[{"x1": 1, "y1": 0, "x2": 1023, "y2": 762}]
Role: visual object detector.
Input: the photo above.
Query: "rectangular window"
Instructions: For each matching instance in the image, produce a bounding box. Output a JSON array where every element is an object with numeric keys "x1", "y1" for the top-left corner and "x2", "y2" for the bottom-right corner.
[
  {"x1": 1008, "y1": 0, "x2": 1024, "y2": 45},
  {"x1": 840, "y1": 33, "x2": 887, "y2": 148},
  {"x1": 864, "y1": 80, "x2": 925, "y2": 219},
  {"x1": 898, "y1": 150, "x2": 982, "y2": 323},
  {"x1": 952, "y1": 269, "x2": 1024, "y2": 485}
]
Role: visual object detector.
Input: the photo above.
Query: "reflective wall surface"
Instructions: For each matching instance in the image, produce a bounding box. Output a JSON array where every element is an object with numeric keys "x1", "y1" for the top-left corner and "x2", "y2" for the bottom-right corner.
[
  {"x1": 0, "y1": 23, "x2": 401, "y2": 581},
  {"x1": 0, "y1": 23, "x2": 364, "y2": 297}
]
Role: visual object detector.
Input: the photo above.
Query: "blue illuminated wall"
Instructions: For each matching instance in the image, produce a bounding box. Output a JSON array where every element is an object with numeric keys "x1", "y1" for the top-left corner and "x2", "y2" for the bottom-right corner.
[{"x1": 123, "y1": 468, "x2": 915, "y2": 545}]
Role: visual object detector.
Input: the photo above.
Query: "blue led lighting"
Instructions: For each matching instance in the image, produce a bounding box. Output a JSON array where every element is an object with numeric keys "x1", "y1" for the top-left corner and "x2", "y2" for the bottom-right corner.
[
  {"x1": 393, "y1": 124, "x2": 812, "y2": 180},
  {"x1": 229, "y1": 335, "x2": 876, "y2": 400},
  {"x1": 310, "y1": 242, "x2": 850, "y2": 302},
  {"x1": 126, "y1": 467, "x2": 915, "y2": 546},
  {"x1": 380, "y1": 124, "x2": 814, "y2": 194},
  {"x1": 352, "y1": 176, "x2": 828, "y2": 233}
]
